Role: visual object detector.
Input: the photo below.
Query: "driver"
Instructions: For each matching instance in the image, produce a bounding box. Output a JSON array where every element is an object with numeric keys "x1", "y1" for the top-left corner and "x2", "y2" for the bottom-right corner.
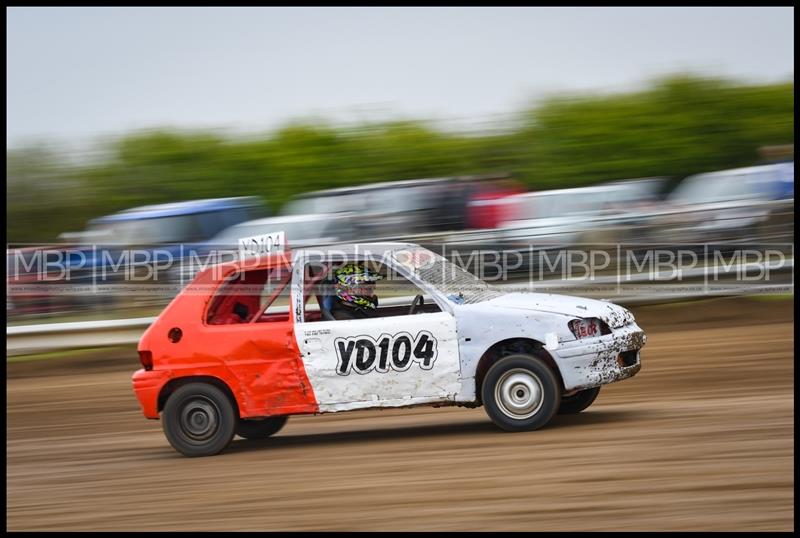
[{"x1": 329, "y1": 263, "x2": 383, "y2": 320}]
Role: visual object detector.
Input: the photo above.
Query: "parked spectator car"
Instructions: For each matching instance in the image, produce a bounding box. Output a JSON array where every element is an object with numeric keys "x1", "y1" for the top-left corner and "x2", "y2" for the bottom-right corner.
[
  {"x1": 281, "y1": 174, "x2": 522, "y2": 237},
  {"x1": 668, "y1": 164, "x2": 792, "y2": 205},
  {"x1": 498, "y1": 184, "x2": 630, "y2": 248},
  {"x1": 67, "y1": 196, "x2": 268, "y2": 246},
  {"x1": 6, "y1": 246, "x2": 79, "y2": 317},
  {"x1": 53, "y1": 197, "x2": 269, "y2": 310},
  {"x1": 207, "y1": 214, "x2": 357, "y2": 249},
  {"x1": 176, "y1": 213, "x2": 360, "y2": 282},
  {"x1": 652, "y1": 163, "x2": 794, "y2": 243}
]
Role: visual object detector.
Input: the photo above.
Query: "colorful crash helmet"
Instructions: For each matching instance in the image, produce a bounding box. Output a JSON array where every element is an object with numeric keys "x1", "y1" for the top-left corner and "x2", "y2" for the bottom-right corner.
[{"x1": 334, "y1": 264, "x2": 383, "y2": 310}]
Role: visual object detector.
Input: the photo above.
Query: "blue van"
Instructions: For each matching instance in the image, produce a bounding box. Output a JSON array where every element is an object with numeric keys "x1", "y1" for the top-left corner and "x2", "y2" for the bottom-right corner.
[
  {"x1": 65, "y1": 196, "x2": 268, "y2": 285},
  {"x1": 83, "y1": 197, "x2": 268, "y2": 245}
]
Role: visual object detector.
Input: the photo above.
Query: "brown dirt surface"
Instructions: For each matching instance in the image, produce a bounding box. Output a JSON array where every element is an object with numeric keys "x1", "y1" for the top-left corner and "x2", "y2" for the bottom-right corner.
[{"x1": 6, "y1": 298, "x2": 794, "y2": 531}]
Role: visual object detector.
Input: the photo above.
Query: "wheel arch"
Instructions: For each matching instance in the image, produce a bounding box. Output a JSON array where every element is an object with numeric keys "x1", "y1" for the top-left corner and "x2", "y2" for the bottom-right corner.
[
  {"x1": 474, "y1": 338, "x2": 565, "y2": 404},
  {"x1": 158, "y1": 375, "x2": 240, "y2": 417}
]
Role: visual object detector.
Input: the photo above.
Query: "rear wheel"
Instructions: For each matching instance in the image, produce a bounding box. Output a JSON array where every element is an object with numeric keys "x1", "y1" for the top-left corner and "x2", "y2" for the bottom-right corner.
[
  {"x1": 558, "y1": 386, "x2": 601, "y2": 414},
  {"x1": 162, "y1": 383, "x2": 236, "y2": 457},
  {"x1": 235, "y1": 416, "x2": 288, "y2": 440},
  {"x1": 481, "y1": 354, "x2": 561, "y2": 432}
]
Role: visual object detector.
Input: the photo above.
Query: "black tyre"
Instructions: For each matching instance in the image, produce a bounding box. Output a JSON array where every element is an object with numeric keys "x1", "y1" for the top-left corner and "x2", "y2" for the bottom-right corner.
[
  {"x1": 162, "y1": 383, "x2": 237, "y2": 457},
  {"x1": 558, "y1": 386, "x2": 601, "y2": 415},
  {"x1": 481, "y1": 354, "x2": 561, "y2": 432},
  {"x1": 235, "y1": 416, "x2": 289, "y2": 440}
]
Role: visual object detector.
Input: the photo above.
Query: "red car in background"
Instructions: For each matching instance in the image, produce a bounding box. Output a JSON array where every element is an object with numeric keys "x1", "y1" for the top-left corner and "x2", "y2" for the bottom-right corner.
[
  {"x1": 463, "y1": 177, "x2": 525, "y2": 229},
  {"x1": 6, "y1": 245, "x2": 83, "y2": 317}
]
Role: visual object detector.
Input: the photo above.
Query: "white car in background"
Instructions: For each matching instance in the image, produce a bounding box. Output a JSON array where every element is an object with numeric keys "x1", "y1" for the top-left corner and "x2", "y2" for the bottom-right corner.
[
  {"x1": 209, "y1": 213, "x2": 358, "y2": 249},
  {"x1": 652, "y1": 164, "x2": 794, "y2": 243},
  {"x1": 498, "y1": 179, "x2": 667, "y2": 248},
  {"x1": 176, "y1": 213, "x2": 358, "y2": 282},
  {"x1": 498, "y1": 185, "x2": 615, "y2": 247}
]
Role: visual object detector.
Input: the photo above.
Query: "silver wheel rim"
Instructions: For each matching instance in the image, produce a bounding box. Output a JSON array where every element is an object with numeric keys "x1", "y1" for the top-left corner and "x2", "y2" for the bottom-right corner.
[{"x1": 495, "y1": 368, "x2": 544, "y2": 420}]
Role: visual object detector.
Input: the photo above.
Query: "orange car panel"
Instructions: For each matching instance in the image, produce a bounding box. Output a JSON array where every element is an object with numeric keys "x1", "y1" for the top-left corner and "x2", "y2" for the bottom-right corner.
[{"x1": 132, "y1": 251, "x2": 319, "y2": 420}]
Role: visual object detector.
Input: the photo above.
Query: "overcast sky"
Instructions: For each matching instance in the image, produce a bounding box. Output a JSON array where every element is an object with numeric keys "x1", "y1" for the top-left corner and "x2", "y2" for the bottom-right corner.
[{"x1": 6, "y1": 7, "x2": 794, "y2": 148}]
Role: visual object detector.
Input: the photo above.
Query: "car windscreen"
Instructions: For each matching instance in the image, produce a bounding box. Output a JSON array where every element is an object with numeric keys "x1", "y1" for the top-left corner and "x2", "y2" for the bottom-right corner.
[
  {"x1": 391, "y1": 247, "x2": 503, "y2": 304},
  {"x1": 282, "y1": 198, "x2": 324, "y2": 215},
  {"x1": 283, "y1": 193, "x2": 364, "y2": 215},
  {"x1": 521, "y1": 191, "x2": 599, "y2": 220},
  {"x1": 670, "y1": 172, "x2": 770, "y2": 204},
  {"x1": 88, "y1": 214, "x2": 203, "y2": 245}
]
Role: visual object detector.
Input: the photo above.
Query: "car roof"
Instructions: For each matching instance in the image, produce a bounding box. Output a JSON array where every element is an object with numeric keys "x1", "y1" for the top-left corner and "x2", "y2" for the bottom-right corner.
[
  {"x1": 230, "y1": 213, "x2": 343, "y2": 228},
  {"x1": 687, "y1": 164, "x2": 780, "y2": 180},
  {"x1": 91, "y1": 196, "x2": 263, "y2": 223},
  {"x1": 291, "y1": 173, "x2": 512, "y2": 199},
  {"x1": 602, "y1": 177, "x2": 665, "y2": 188},
  {"x1": 292, "y1": 179, "x2": 454, "y2": 199},
  {"x1": 510, "y1": 185, "x2": 617, "y2": 199}
]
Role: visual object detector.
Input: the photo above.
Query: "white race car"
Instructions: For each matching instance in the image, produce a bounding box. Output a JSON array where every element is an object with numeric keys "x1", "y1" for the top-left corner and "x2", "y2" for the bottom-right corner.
[{"x1": 134, "y1": 242, "x2": 645, "y2": 456}]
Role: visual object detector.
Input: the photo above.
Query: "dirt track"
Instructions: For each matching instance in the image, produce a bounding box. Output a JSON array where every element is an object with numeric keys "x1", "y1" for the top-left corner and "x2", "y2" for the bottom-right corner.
[{"x1": 7, "y1": 298, "x2": 794, "y2": 531}]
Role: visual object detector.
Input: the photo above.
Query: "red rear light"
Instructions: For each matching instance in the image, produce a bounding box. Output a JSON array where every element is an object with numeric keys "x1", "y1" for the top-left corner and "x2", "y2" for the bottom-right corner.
[{"x1": 139, "y1": 350, "x2": 153, "y2": 371}]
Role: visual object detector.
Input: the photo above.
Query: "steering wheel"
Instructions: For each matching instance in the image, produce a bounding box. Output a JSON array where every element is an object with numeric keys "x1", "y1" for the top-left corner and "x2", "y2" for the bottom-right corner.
[{"x1": 409, "y1": 294, "x2": 424, "y2": 315}]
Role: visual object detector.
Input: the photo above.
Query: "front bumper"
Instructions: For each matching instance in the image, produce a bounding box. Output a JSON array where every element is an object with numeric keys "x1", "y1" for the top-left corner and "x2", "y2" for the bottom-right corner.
[
  {"x1": 553, "y1": 323, "x2": 645, "y2": 391},
  {"x1": 131, "y1": 368, "x2": 172, "y2": 419}
]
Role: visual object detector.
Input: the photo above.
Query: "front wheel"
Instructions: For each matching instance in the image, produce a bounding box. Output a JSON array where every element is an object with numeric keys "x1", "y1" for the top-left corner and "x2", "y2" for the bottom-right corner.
[
  {"x1": 236, "y1": 416, "x2": 288, "y2": 440},
  {"x1": 558, "y1": 386, "x2": 601, "y2": 414},
  {"x1": 481, "y1": 354, "x2": 561, "y2": 432},
  {"x1": 162, "y1": 383, "x2": 237, "y2": 457}
]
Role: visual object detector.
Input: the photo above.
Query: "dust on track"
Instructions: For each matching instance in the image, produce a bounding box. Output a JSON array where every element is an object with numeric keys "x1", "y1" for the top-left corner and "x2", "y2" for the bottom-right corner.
[{"x1": 7, "y1": 298, "x2": 794, "y2": 531}]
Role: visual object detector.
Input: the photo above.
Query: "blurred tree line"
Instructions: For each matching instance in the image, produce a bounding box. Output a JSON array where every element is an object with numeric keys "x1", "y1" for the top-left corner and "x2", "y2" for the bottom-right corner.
[{"x1": 6, "y1": 74, "x2": 794, "y2": 243}]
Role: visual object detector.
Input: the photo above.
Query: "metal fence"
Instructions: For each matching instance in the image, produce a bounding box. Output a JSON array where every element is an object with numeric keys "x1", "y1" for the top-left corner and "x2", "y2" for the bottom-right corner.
[{"x1": 7, "y1": 258, "x2": 793, "y2": 356}]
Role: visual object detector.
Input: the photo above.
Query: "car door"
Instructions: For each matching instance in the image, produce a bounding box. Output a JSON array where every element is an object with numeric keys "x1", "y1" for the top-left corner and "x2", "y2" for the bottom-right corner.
[
  {"x1": 199, "y1": 264, "x2": 317, "y2": 416},
  {"x1": 291, "y1": 254, "x2": 462, "y2": 412}
]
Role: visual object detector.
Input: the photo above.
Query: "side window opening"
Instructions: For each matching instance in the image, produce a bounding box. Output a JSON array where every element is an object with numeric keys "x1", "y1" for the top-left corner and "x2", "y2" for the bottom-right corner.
[
  {"x1": 256, "y1": 268, "x2": 292, "y2": 323},
  {"x1": 302, "y1": 259, "x2": 441, "y2": 323},
  {"x1": 302, "y1": 263, "x2": 335, "y2": 323},
  {"x1": 206, "y1": 265, "x2": 292, "y2": 325}
]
